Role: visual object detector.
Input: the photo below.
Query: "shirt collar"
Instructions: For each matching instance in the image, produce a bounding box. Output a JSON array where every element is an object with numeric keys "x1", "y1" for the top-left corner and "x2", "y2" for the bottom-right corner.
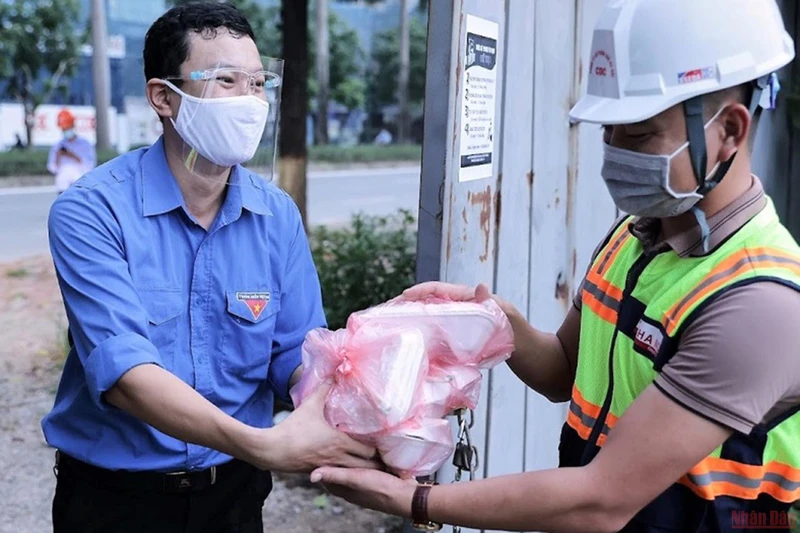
[
  {"x1": 630, "y1": 175, "x2": 767, "y2": 257},
  {"x1": 140, "y1": 137, "x2": 185, "y2": 217},
  {"x1": 233, "y1": 166, "x2": 273, "y2": 216},
  {"x1": 140, "y1": 138, "x2": 272, "y2": 218}
]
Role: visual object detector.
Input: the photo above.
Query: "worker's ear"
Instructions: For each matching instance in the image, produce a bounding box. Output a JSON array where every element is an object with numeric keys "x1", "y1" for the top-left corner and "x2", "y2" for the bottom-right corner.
[
  {"x1": 717, "y1": 103, "x2": 750, "y2": 161},
  {"x1": 146, "y1": 79, "x2": 177, "y2": 121}
]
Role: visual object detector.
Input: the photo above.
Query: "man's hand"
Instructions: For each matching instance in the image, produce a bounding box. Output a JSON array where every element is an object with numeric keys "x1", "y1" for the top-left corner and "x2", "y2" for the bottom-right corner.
[
  {"x1": 400, "y1": 281, "x2": 579, "y2": 403},
  {"x1": 107, "y1": 365, "x2": 380, "y2": 476},
  {"x1": 308, "y1": 385, "x2": 734, "y2": 532},
  {"x1": 400, "y1": 281, "x2": 521, "y2": 319},
  {"x1": 58, "y1": 147, "x2": 81, "y2": 162},
  {"x1": 311, "y1": 467, "x2": 418, "y2": 518},
  {"x1": 401, "y1": 281, "x2": 493, "y2": 304},
  {"x1": 246, "y1": 385, "x2": 382, "y2": 474}
]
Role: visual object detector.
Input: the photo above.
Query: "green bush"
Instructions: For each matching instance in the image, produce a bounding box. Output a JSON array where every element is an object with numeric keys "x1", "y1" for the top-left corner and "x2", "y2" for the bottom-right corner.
[
  {"x1": 310, "y1": 209, "x2": 417, "y2": 331},
  {"x1": 308, "y1": 144, "x2": 421, "y2": 164},
  {"x1": 0, "y1": 148, "x2": 118, "y2": 177},
  {"x1": 0, "y1": 144, "x2": 420, "y2": 178}
]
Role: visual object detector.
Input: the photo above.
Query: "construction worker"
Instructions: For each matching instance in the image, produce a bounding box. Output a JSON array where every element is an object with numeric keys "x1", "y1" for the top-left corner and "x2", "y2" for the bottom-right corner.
[
  {"x1": 308, "y1": 1, "x2": 800, "y2": 531},
  {"x1": 47, "y1": 109, "x2": 96, "y2": 193}
]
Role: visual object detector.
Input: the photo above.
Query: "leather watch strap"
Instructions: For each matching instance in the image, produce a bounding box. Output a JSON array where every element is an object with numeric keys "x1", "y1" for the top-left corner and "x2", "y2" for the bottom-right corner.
[
  {"x1": 411, "y1": 482, "x2": 442, "y2": 531},
  {"x1": 412, "y1": 484, "x2": 433, "y2": 524}
]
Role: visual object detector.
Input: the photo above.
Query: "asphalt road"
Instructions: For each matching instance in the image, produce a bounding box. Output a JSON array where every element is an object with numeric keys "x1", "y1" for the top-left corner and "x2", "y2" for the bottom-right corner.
[{"x1": 0, "y1": 166, "x2": 421, "y2": 263}]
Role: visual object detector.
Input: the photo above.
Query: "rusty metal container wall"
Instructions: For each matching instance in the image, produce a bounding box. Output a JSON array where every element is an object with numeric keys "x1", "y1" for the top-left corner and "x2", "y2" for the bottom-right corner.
[
  {"x1": 414, "y1": 2, "x2": 619, "y2": 532},
  {"x1": 486, "y1": 0, "x2": 534, "y2": 492},
  {"x1": 417, "y1": 1, "x2": 508, "y2": 532},
  {"x1": 421, "y1": 6, "x2": 507, "y2": 533},
  {"x1": 522, "y1": 0, "x2": 577, "y2": 478}
]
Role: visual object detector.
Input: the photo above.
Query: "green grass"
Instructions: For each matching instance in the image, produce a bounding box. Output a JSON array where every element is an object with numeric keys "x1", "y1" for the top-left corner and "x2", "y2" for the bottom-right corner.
[
  {"x1": 5, "y1": 268, "x2": 29, "y2": 278},
  {"x1": 308, "y1": 143, "x2": 421, "y2": 164},
  {"x1": 0, "y1": 148, "x2": 119, "y2": 177},
  {"x1": 0, "y1": 144, "x2": 421, "y2": 178}
]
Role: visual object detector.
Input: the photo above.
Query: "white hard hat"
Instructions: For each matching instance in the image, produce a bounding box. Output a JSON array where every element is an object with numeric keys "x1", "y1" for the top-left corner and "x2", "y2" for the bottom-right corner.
[{"x1": 569, "y1": 0, "x2": 795, "y2": 125}]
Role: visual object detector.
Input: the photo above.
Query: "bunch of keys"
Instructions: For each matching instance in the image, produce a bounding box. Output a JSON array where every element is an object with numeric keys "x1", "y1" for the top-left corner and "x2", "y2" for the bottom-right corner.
[{"x1": 451, "y1": 409, "x2": 479, "y2": 533}]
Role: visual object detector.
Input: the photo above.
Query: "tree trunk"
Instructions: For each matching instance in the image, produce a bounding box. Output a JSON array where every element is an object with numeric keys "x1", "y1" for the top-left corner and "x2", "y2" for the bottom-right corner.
[
  {"x1": 397, "y1": 0, "x2": 410, "y2": 144},
  {"x1": 280, "y1": 0, "x2": 309, "y2": 224},
  {"x1": 314, "y1": 0, "x2": 329, "y2": 145}
]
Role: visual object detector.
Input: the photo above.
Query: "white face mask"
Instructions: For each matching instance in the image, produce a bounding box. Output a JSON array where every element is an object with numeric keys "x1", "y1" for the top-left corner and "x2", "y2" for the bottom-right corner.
[{"x1": 163, "y1": 80, "x2": 270, "y2": 168}]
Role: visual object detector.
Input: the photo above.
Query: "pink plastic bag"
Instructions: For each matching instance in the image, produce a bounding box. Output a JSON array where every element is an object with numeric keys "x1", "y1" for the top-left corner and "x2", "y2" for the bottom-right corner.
[{"x1": 289, "y1": 296, "x2": 514, "y2": 478}]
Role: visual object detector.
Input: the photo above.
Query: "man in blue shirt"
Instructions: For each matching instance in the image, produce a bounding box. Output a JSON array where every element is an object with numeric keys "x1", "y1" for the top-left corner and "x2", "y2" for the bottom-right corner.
[{"x1": 43, "y1": 4, "x2": 378, "y2": 532}]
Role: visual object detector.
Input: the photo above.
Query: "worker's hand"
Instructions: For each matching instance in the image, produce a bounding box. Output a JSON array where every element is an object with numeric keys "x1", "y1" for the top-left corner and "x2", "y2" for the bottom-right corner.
[
  {"x1": 400, "y1": 281, "x2": 514, "y2": 317},
  {"x1": 400, "y1": 281, "x2": 492, "y2": 303},
  {"x1": 247, "y1": 385, "x2": 382, "y2": 474},
  {"x1": 310, "y1": 466, "x2": 418, "y2": 519}
]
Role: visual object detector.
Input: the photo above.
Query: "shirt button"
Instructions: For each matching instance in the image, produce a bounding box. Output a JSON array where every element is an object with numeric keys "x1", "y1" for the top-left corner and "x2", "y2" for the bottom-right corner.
[{"x1": 196, "y1": 296, "x2": 205, "y2": 305}]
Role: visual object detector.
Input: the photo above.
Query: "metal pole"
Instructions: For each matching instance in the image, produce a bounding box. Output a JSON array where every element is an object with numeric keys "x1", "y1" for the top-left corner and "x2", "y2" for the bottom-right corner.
[
  {"x1": 414, "y1": 0, "x2": 455, "y2": 284},
  {"x1": 91, "y1": 0, "x2": 112, "y2": 151}
]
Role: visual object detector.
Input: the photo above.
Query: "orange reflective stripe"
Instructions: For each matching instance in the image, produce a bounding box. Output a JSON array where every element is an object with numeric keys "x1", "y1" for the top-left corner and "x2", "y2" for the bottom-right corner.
[
  {"x1": 765, "y1": 461, "x2": 800, "y2": 482},
  {"x1": 586, "y1": 270, "x2": 624, "y2": 302},
  {"x1": 568, "y1": 386, "x2": 614, "y2": 447},
  {"x1": 582, "y1": 289, "x2": 618, "y2": 325},
  {"x1": 571, "y1": 385, "x2": 619, "y2": 427},
  {"x1": 566, "y1": 408, "x2": 608, "y2": 446},
  {"x1": 595, "y1": 228, "x2": 634, "y2": 276},
  {"x1": 680, "y1": 477, "x2": 800, "y2": 503},
  {"x1": 761, "y1": 483, "x2": 800, "y2": 503},
  {"x1": 571, "y1": 385, "x2": 601, "y2": 420},
  {"x1": 680, "y1": 458, "x2": 800, "y2": 502},
  {"x1": 664, "y1": 247, "x2": 800, "y2": 334},
  {"x1": 566, "y1": 410, "x2": 592, "y2": 437},
  {"x1": 690, "y1": 458, "x2": 800, "y2": 481},
  {"x1": 678, "y1": 478, "x2": 757, "y2": 500}
]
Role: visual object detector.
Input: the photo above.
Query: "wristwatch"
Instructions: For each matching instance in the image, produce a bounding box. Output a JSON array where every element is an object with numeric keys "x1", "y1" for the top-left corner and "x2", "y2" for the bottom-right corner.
[{"x1": 411, "y1": 481, "x2": 443, "y2": 531}]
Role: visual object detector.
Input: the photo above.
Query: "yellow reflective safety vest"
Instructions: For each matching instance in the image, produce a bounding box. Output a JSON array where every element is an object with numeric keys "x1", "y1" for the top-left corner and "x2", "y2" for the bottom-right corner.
[{"x1": 559, "y1": 199, "x2": 800, "y2": 532}]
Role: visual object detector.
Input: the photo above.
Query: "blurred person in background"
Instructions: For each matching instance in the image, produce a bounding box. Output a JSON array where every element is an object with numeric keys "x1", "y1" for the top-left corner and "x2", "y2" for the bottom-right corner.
[{"x1": 47, "y1": 109, "x2": 96, "y2": 193}]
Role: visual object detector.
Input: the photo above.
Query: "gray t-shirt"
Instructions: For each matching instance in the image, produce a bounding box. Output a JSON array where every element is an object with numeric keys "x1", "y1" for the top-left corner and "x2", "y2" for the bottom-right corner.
[{"x1": 574, "y1": 176, "x2": 800, "y2": 433}]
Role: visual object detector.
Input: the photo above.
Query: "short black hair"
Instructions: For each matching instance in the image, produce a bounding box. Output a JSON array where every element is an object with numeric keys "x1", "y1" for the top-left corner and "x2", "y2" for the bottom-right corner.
[
  {"x1": 703, "y1": 82, "x2": 754, "y2": 120},
  {"x1": 143, "y1": 2, "x2": 256, "y2": 83}
]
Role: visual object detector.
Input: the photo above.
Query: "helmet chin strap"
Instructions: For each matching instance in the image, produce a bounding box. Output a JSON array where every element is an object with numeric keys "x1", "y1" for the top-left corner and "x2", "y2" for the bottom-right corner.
[
  {"x1": 681, "y1": 74, "x2": 770, "y2": 253},
  {"x1": 683, "y1": 74, "x2": 771, "y2": 196}
]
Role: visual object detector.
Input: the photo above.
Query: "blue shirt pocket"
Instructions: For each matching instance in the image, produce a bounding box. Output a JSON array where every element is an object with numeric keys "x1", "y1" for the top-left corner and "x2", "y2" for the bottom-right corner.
[
  {"x1": 221, "y1": 290, "x2": 282, "y2": 383},
  {"x1": 136, "y1": 288, "x2": 183, "y2": 371}
]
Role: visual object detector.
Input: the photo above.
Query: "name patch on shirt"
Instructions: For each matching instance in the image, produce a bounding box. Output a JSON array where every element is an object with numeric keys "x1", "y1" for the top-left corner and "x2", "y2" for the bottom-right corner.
[
  {"x1": 236, "y1": 292, "x2": 271, "y2": 320},
  {"x1": 634, "y1": 319, "x2": 663, "y2": 356}
]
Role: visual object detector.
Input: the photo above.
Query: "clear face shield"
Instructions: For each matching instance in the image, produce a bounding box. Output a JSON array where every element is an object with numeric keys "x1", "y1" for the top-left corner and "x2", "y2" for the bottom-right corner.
[{"x1": 162, "y1": 56, "x2": 283, "y2": 185}]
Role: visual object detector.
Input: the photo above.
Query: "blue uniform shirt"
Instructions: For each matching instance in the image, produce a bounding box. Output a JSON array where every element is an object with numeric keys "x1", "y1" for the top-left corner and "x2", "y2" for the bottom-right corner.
[{"x1": 42, "y1": 138, "x2": 326, "y2": 472}]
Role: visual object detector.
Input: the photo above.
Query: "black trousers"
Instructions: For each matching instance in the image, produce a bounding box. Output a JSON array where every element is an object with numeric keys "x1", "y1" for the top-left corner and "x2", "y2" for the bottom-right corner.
[{"x1": 52, "y1": 452, "x2": 273, "y2": 533}]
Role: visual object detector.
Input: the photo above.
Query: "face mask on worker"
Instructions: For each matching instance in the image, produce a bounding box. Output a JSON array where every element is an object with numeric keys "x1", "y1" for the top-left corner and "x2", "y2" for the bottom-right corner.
[
  {"x1": 163, "y1": 80, "x2": 270, "y2": 168},
  {"x1": 600, "y1": 107, "x2": 727, "y2": 219},
  {"x1": 63, "y1": 129, "x2": 76, "y2": 140}
]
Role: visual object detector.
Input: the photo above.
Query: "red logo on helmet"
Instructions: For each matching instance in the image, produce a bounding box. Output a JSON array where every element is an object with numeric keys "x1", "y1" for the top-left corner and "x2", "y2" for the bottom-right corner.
[{"x1": 590, "y1": 50, "x2": 616, "y2": 78}]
